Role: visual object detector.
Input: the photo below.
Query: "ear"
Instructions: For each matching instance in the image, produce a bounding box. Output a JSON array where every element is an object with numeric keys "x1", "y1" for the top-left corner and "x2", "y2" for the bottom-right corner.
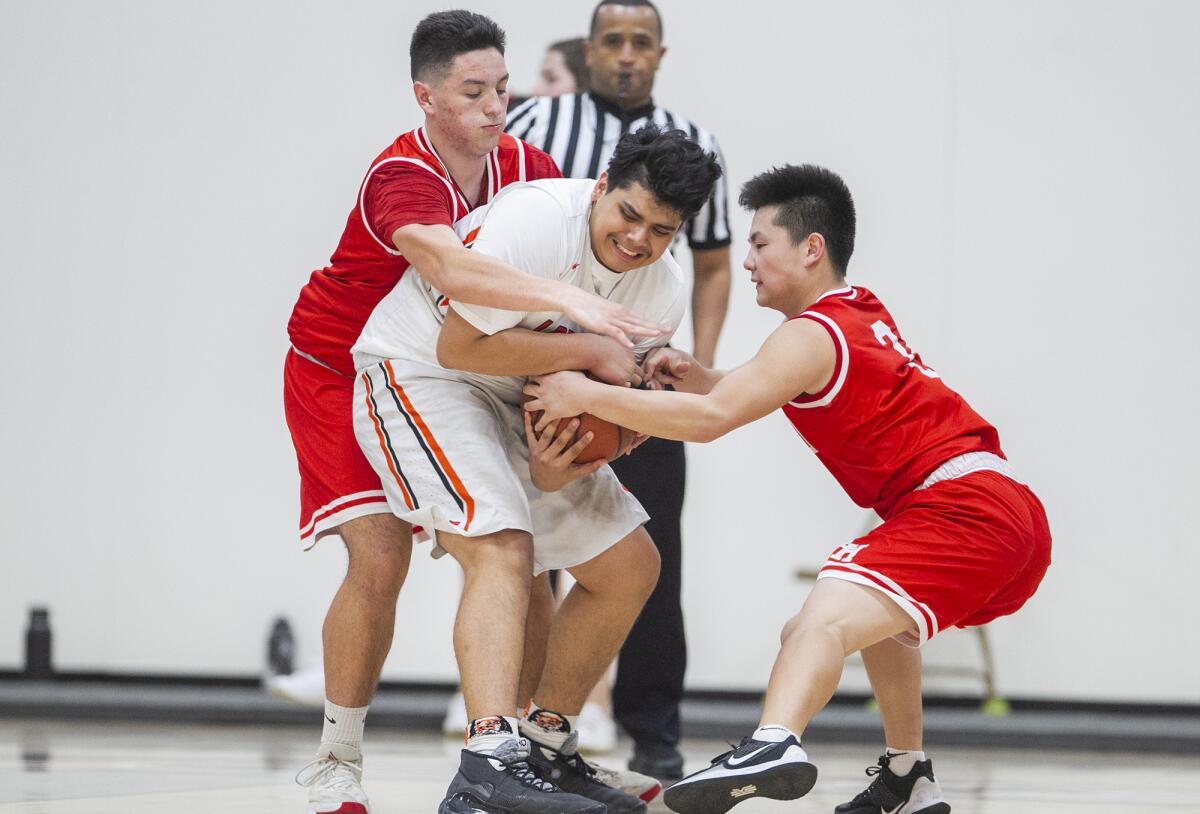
[
  {"x1": 805, "y1": 233, "x2": 827, "y2": 268},
  {"x1": 413, "y1": 80, "x2": 436, "y2": 115},
  {"x1": 592, "y1": 173, "x2": 608, "y2": 203}
]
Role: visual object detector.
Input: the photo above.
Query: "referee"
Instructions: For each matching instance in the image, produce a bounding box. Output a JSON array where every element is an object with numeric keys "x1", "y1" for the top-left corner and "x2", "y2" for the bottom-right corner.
[{"x1": 506, "y1": 0, "x2": 732, "y2": 781}]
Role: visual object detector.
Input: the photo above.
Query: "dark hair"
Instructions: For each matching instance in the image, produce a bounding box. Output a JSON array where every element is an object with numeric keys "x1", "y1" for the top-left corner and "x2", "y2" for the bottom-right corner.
[
  {"x1": 410, "y1": 10, "x2": 506, "y2": 82},
  {"x1": 606, "y1": 125, "x2": 721, "y2": 222},
  {"x1": 548, "y1": 37, "x2": 590, "y2": 92},
  {"x1": 739, "y1": 164, "x2": 856, "y2": 275},
  {"x1": 589, "y1": 0, "x2": 664, "y2": 41}
]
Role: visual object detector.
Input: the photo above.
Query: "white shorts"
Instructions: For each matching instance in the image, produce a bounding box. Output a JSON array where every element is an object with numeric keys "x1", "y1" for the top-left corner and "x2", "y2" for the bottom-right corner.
[{"x1": 352, "y1": 357, "x2": 649, "y2": 573}]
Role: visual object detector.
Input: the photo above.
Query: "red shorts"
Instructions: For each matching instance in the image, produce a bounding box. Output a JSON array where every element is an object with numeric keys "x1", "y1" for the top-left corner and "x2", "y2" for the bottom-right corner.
[
  {"x1": 283, "y1": 349, "x2": 391, "y2": 546},
  {"x1": 818, "y1": 470, "x2": 1051, "y2": 646}
]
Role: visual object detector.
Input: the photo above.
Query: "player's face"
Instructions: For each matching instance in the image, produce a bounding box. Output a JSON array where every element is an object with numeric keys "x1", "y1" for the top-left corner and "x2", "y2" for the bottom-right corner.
[
  {"x1": 585, "y1": 5, "x2": 665, "y2": 109},
  {"x1": 589, "y1": 174, "x2": 683, "y2": 273},
  {"x1": 418, "y1": 48, "x2": 509, "y2": 156},
  {"x1": 745, "y1": 207, "x2": 807, "y2": 313},
  {"x1": 531, "y1": 49, "x2": 577, "y2": 97}
]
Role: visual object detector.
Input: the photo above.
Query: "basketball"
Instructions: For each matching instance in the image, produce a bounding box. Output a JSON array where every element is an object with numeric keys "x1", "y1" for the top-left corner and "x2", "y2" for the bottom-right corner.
[{"x1": 523, "y1": 395, "x2": 638, "y2": 463}]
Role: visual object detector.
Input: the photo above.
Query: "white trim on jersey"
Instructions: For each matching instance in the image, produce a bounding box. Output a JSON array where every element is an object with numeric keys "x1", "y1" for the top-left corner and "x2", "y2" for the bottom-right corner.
[
  {"x1": 816, "y1": 569, "x2": 934, "y2": 647},
  {"x1": 358, "y1": 157, "x2": 460, "y2": 253},
  {"x1": 515, "y1": 137, "x2": 527, "y2": 181},
  {"x1": 789, "y1": 311, "x2": 850, "y2": 409},
  {"x1": 813, "y1": 285, "x2": 856, "y2": 303},
  {"x1": 299, "y1": 489, "x2": 389, "y2": 543},
  {"x1": 415, "y1": 127, "x2": 471, "y2": 219}
]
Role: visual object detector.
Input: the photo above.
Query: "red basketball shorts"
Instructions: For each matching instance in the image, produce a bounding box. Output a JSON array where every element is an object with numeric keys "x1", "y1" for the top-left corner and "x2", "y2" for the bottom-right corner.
[
  {"x1": 817, "y1": 469, "x2": 1051, "y2": 646},
  {"x1": 283, "y1": 348, "x2": 391, "y2": 546}
]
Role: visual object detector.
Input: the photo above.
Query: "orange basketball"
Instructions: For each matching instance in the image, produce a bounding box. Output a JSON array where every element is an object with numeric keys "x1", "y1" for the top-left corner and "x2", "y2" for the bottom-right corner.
[{"x1": 523, "y1": 395, "x2": 638, "y2": 463}]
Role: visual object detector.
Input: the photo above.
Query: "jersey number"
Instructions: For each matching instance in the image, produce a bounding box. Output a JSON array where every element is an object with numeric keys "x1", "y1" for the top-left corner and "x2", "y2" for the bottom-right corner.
[{"x1": 871, "y1": 320, "x2": 940, "y2": 379}]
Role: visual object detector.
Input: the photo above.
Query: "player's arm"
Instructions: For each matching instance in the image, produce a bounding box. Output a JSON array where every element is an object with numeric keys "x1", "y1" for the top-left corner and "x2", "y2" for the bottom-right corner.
[
  {"x1": 689, "y1": 245, "x2": 731, "y2": 367},
  {"x1": 523, "y1": 318, "x2": 836, "y2": 442},
  {"x1": 437, "y1": 308, "x2": 643, "y2": 387},
  {"x1": 392, "y1": 224, "x2": 664, "y2": 349}
]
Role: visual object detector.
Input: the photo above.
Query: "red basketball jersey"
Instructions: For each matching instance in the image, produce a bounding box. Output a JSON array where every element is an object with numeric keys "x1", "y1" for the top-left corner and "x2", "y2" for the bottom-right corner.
[
  {"x1": 287, "y1": 128, "x2": 560, "y2": 377},
  {"x1": 782, "y1": 286, "x2": 1003, "y2": 517}
]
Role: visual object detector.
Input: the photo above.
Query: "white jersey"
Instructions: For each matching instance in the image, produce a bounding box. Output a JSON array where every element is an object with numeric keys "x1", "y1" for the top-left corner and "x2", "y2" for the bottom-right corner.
[{"x1": 352, "y1": 178, "x2": 688, "y2": 401}]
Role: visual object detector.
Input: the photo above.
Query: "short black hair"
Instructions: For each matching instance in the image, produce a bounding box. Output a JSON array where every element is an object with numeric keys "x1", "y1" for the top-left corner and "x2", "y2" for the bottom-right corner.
[
  {"x1": 410, "y1": 10, "x2": 506, "y2": 82},
  {"x1": 606, "y1": 125, "x2": 721, "y2": 222},
  {"x1": 739, "y1": 165, "x2": 856, "y2": 275},
  {"x1": 548, "y1": 37, "x2": 590, "y2": 92},
  {"x1": 589, "y1": 0, "x2": 664, "y2": 41}
]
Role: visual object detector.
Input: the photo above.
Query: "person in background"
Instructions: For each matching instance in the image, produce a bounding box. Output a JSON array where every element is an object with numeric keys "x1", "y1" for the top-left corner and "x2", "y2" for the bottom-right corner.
[{"x1": 533, "y1": 37, "x2": 591, "y2": 96}]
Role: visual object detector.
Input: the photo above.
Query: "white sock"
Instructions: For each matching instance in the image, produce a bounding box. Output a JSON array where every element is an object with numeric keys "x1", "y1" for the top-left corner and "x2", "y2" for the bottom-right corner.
[
  {"x1": 519, "y1": 702, "x2": 578, "y2": 752},
  {"x1": 752, "y1": 724, "x2": 797, "y2": 743},
  {"x1": 885, "y1": 748, "x2": 925, "y2": 776},
  {"x1": 320, "y1": 700, "x2": 367, "y2": 753},
  {"x1": 466, "y1": 715, "x2": 520, "y2": 755}
]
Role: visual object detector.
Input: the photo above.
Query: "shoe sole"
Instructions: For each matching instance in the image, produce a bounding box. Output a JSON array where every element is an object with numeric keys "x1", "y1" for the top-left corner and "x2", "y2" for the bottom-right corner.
[
  {"x1": 438, "y1": 791, "x2": 606, "y2": 814},
  {"x1": 663, "y1": 761, "x2": 818, "y2": 814}
]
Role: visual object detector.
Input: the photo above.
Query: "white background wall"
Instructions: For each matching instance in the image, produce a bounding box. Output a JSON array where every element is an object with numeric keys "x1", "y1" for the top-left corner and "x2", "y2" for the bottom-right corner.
[{"x1": 1, "y1": 0, "x2": 1197, "y2": 704}]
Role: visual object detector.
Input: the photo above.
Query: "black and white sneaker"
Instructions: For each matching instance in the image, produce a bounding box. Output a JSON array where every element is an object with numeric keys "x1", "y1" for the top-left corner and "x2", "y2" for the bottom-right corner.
[
  {"x1": 437, "y1": 738, "x2": 605, "y2": 814},
  {"x1": 663, "y1": 734, "x2": 817, "y2": 814},
  {"x1": 834, "y1": 753, "x2": 950, "y2": 814},
  {"x1": 525, "y1": 740, "x2": 648, "y2": 813}
]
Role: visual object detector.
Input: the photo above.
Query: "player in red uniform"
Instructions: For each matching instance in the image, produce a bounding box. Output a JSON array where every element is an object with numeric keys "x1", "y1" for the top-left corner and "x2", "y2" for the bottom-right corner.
[
  {"x1": 524, "y1": 164, "x2": 1052, "y2": 814},
  {"x1": 285, "y1": 12, "x2": 665, "y2": 814}
]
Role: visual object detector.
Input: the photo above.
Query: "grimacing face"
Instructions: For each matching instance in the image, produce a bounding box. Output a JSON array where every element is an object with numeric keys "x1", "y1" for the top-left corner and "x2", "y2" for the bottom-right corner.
[
  {"x1": 744, "y1": 206, "x2": 809, "y2": 313},
  {"x1": 586, "y1": 4, "x2": 665, "y2": 109},
  {"x1": 531, "y1": 48, "x2": 577, "y2": 97},
  {"x1": 417, "y1": 47, "x2": 509, "y2": 156},
  {"x1": 589, "y1": 174, "x2": 683, "y2": 273}
]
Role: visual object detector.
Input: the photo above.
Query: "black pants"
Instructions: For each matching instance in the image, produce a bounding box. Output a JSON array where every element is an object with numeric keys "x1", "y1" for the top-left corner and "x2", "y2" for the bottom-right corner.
[{"x1": 609, "y1": 435, "x2": 687, "y2": 748}]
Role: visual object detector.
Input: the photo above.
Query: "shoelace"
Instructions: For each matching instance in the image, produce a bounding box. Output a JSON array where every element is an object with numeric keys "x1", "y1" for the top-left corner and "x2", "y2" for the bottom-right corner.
[
  {"x1": 507, "y1": 760, "x2": 559, "y2": 792},
  {"x1": 295, "y1": 755, "x2": 363, "y2": 792},
  {"x1": 848, "y1": 754, "x2": 892, "y2": 805},
  {"x1": 496, "y1": 738, "x2": 559, "y2": 793}
]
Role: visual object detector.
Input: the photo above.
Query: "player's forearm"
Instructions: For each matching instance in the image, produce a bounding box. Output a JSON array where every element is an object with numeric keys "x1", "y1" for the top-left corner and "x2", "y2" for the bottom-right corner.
[
  {"x1": 690, "y1": 247, "x2": 731, "y2": 367},
  {"x1": 424, "y1": 244, "x2": 581, "y2": 314},
  {"x1": 438, "y1": 328, "x2": 598, "y2": 378},
  {"x1": 577, "y1": 380, "x2": 728, "y2": 443}
]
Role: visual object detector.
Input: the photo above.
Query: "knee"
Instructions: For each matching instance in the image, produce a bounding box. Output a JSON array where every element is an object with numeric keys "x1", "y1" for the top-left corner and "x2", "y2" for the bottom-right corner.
[
  {"x1": 629, "y1": 537, "x2": 661, "y2": 600},
  {"x1": 342, "y1": 517, "x2": 412, "y2": 598},
  {"x1": 780, "y1": 611, "x2": 845, "y2": 650},
  {"x1": 460, "y1": 530, "x2": 534, "y2": 578}
]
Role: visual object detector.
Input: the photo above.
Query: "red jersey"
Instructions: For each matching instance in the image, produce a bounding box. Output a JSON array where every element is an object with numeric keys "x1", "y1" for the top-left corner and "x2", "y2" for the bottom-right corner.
[
  {"x1": 782, "y1": 286, "x2": 1003, "y2": 517},
  {"x1": 287, "y1": 127, "x2": 561, "y2": 376}
]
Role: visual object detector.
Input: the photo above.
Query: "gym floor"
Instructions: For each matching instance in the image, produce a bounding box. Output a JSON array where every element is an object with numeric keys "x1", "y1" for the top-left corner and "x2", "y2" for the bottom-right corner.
[{"x1": 2, "y1": 719, "x2": 1196, "y2": 813}]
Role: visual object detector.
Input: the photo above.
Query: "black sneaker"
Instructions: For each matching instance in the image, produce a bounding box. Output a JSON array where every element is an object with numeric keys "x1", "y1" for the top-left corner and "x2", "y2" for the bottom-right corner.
[
  {"x1": 437, "y1": 738, "x2": 605, "y2": 814},
  {"x1": 629, "y1": 740, "x2": 684, "y2": 782},
  {"x1": 663, "y1": 734, "x2": 816, "y2": 814},
  {"x1": 834, "y1": 753, "x2": 950, "y2": 814},
  {"x1": 525, "y1": 740, "x2": 648, "y2": 813}
]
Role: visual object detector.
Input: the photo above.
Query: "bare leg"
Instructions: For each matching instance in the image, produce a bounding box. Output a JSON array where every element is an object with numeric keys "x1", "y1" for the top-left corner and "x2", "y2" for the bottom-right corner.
[
  {"x1": 534, "y1": 528, "x2": 660, "y2": 714},
  {"x1": 552, "y1": 572, "x2": 614, "y2": 714},
  {"x1": 322, "y1": 513, "x2": 412, "y2": 707},
  {"x1": 437, "y1": 528, "x2": 534, "y2": 722},
  {"x1": 861, "y1": 637, "x2": 924, "y2": 750},
  {"x1": 518, "y1": 572, "x2": 555, "y2": 711},
  {"x1": 759, "y1": 579, "x2": 915, "y2": 736}
]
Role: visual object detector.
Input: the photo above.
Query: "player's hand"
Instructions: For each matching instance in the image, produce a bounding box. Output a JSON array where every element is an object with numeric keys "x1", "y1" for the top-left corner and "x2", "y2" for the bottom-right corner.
[
  {"x1": 523, "y1": 371, "x2": 590, "y2": 429},
  {"x1": 524, "y1": 411, "x2": 606, "y2": 492},
  {"x1": 560, "y1": 287, "x2": 667, "y2": 350},
  {"x1": 583, "y1": 335, "x2": 644, "y2": 388},
  {"x1": 643, "y1": 347, "x2": 694, "y2": 388}
]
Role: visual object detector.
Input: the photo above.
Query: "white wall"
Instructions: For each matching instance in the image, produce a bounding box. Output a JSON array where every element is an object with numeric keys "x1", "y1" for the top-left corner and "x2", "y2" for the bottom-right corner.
[{"x1": 1, "y1": 0, "x2": 1197, "y2": 703}]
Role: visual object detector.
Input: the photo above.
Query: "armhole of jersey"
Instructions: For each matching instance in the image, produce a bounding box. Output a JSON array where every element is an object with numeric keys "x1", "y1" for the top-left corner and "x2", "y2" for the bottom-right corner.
[
  {"x1": 788, "y1": 311, "x2": 849, "y2": 409},
  {"x1": 359, "y1": 157, "x2": 460, "y2": 255}
]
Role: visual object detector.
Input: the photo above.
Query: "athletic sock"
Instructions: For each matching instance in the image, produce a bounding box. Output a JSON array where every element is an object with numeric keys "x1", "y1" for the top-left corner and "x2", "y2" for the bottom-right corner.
[
  {"x1": 752, "y1": 724, "x2": 798, "y2": 743},
  {"x1": 884, "y1": 747, "x2": 925, "y2": 776},
  {"x1": 466, "y1": 715, "x2": 521, "y2": 754},
  {"x1": 519, "y1": 701, "x2": 578, "y2": 752},
  {"x1": 320, "y1": 700, "x2": 368, "y2": 753}
]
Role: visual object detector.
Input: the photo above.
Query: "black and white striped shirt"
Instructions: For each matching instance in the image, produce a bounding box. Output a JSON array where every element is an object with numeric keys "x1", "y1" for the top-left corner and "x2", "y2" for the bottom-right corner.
[{"x1": 505, "y1": 92, "x2": 731, "y2": 251}]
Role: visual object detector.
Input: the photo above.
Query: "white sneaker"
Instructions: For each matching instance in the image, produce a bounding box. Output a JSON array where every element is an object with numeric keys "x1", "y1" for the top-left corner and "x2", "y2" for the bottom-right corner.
[
  {"x1": 442, "y1": 690, "x2": 468, "y2": 738},
  {"x1": 575, "y1": 701, "x2": 617, "y2": 754},
  {"x1": 587, "y1": 760, "x2": 662, "y2": 804},
  {"x1": 296, "y1": 742, "x2": 370, "y2": 814},
  {"x1": 266, "y1": 665, "x2": 326, "y2": 707}
]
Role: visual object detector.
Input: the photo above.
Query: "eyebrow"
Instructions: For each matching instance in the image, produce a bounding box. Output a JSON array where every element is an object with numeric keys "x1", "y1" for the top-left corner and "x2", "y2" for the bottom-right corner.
[
  {"x1": 747, "y1": 230, "x2": 765, "y2": 242},
  {"x1": 621, "y1": 201, "x2": 679, "y2": 230},
  {"x1": 461, "y1": 74, "x2": 510, "y2": 86}
]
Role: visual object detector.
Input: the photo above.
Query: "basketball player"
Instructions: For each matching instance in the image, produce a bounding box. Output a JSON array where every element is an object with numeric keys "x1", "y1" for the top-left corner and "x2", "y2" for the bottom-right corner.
[
  {"x1": 284, "y1": 11, "x2": 670, "y2": 814},
  {"x1": 524, "y1": 164, "x2": 1052, "y2": 814},
  {"x1": 352, "y1": 126, "x2": 721, "y2": 814}
]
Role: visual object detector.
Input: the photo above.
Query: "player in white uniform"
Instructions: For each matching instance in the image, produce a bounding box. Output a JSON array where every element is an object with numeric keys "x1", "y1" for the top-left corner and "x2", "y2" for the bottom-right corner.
[{"x1": 352, "y1": 126, "x2": 722, "y2": 814}]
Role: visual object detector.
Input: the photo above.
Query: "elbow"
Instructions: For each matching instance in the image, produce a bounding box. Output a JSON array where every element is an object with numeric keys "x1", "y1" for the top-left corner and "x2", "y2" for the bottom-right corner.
[{"x1": 436, "y1": 334, "x2": 466, "y2": 370}]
